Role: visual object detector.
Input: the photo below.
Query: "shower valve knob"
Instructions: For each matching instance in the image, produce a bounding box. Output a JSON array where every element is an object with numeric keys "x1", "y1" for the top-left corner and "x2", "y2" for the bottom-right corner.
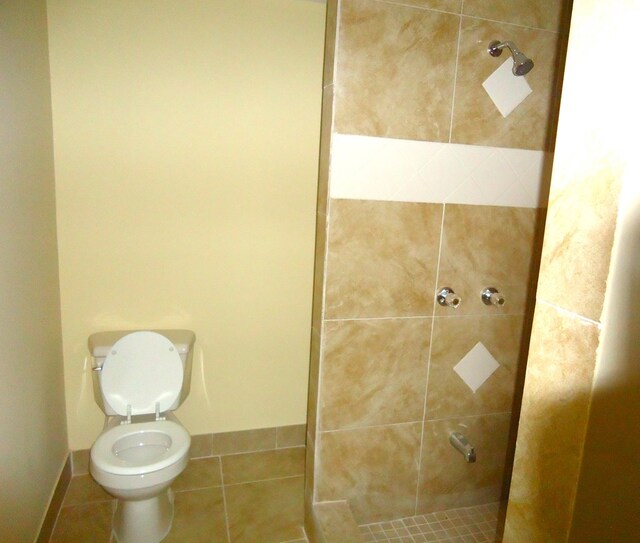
[
  {"x1": 437, "y1": 287, "x2": 461, "y2": 309},
  {"x1": 481, "y1": 287, "x2": 505, "y2": 307}
]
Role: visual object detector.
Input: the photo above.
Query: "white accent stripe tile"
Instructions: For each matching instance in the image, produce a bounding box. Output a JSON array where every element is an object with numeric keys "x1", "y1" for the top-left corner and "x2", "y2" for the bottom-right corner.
[{"x1": 329, "y1": 134, "x2": 551, "y2": 208}]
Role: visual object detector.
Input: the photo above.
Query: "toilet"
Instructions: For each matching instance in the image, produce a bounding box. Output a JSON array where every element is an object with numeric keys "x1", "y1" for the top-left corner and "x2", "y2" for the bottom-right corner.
[{"x1": 88, "y1": 329, "x2": 195, "y2": 543}]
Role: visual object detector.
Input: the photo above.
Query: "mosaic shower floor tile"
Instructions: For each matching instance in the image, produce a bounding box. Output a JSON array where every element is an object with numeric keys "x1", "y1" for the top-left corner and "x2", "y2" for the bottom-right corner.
[{"x1": 359, "y1": 502, "x2": 502, "y2": 543}]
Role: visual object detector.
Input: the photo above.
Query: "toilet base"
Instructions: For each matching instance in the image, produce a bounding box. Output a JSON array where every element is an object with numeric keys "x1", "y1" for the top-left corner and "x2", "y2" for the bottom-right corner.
[{"x1": 112, "y1": 488, "x2": 174, "y2": 543}]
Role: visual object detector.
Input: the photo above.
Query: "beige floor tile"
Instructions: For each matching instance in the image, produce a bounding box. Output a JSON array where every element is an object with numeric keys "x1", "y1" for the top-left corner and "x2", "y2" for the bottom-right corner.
[
  {"x1": 173, "y1": 456, "x2": 222, "y2": 492},
  {"x1": 50, "y1": 501, "x2": 114, "y2": 543},
  {"x1": 163, "y1": 487, "x2": 228, "y2": 543},
  {"x1": 225, "y1": 476, "x2": 305, "y2": 543},
  {"x1": 222, "y1": 447, "x2": 305, "y2": 485},
  {"x1": 63, "y1": 474, "x2": 112, "y2": 506}
]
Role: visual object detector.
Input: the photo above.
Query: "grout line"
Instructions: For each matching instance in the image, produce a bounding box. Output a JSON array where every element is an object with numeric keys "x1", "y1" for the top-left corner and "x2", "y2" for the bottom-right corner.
[
  {"x1": 320, "y1": 421, "x2": 424, "y2": 433},
  {"x1": 424, "y1": 411, "x2": 512, "y2": 423},
  {"x1": 212, "y1": 445, "x2": 305, "y2": 459},
  {"x1": 461, "y1": 12, "x2": 563, "y2": 34},
  {"x1": 174, "y1": 484, "x2": 222, "y2": 494},
  {"x1": 319, "y1": 409, "x2": 513, "y2": 435},
  {"x1": 224, "y1": 474, "x2": 304, "y2": 488},
  {"x1": 218, "y1": 459, "x2": 232, "y2": 543},
  {"x1": 537, "y1": 298, "x2": 602, "y2": 328},
  {"x1": 448, "y1": 9, "x2": 463, "y2": 143},
  {"x1": 324, "y1": 312, "x2": 527, "y2": 322},
  {"x1": 374, "y1": 0, "x2": 462, "y2": 16},
  {"x1": 414, "y1": 203, "x2": 446, "y2": 515}
]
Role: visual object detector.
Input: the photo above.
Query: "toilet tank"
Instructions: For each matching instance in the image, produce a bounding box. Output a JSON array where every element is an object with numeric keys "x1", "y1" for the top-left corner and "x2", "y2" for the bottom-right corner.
[{"x1": 89, "y1": 329, "x2": 195, "y2": 416}]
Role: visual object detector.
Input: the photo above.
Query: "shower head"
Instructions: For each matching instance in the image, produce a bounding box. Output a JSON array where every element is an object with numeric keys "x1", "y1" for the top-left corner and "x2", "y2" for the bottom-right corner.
[{"x1": 488, "y1": 40, "x2": 534, "y2": 76}]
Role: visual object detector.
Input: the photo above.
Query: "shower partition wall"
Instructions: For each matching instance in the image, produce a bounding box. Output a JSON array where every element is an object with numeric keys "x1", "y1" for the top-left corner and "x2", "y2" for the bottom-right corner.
[{"x1": 305, "y1": 0, "x2": 572, "y2": 538}]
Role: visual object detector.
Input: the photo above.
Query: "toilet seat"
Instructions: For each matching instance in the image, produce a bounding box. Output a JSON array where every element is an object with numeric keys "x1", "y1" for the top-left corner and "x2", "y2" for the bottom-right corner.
[
  {"x1": 100, "y1": 331, "x2": 184, "y2": 417},
  {"x1": 91, "y1": 419, "x2": 190, "y2": 477}
]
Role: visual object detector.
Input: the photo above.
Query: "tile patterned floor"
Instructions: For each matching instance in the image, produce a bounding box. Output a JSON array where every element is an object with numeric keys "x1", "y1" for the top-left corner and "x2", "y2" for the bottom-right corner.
[
  {"x1": 49, "y1": 447, "x2": 309, "y2": 543},
  {"x1": 359, "y1": 503, "x2": 502, "y2": 543}
]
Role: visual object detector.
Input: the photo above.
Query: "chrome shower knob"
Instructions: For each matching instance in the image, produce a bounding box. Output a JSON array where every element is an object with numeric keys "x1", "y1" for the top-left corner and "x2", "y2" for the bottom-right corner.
[
  {"x1": 481, "y1": 287, "x2": 505, "y2": 307},
  {"x1": 437, "y1": 287, "x2": 461, "y2": 309}
]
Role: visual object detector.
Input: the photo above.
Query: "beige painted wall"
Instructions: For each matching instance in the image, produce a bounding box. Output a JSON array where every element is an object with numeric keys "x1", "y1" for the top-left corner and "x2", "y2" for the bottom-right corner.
[
  {"x1": 47, "y1": 0, "x2": 325, "y2": 450},
  {"x1": 0, "y1": 1, "x2": 68, "y2": 541}
]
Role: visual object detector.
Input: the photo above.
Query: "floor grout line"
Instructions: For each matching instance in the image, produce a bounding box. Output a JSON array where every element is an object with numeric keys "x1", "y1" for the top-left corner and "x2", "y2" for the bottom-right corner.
[{"x1": 218, "y1": 458, "x2": 233, "y2": 543}]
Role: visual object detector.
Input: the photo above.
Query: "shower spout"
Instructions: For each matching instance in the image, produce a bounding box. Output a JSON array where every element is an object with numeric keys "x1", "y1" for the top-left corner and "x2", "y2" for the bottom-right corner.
[{"x1": 488, "y1": 40, "x2": 534, "y2": 76}]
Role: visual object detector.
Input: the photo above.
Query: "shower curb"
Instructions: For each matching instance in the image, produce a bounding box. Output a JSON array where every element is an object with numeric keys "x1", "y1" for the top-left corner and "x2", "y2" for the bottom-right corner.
[{"x1": 312, "y1": 500, "x2": 364, "y2": 543}]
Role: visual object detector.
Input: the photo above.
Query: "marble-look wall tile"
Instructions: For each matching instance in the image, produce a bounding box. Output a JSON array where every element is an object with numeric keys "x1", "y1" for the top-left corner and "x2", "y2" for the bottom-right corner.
[
  {"x1": 451, "y1": 18, "x2": 563, "y2": 151},
  {"x1": 436, "y1": 204, "x2": 540, "y2": 317},
  {"x1": 325, "y1": 199, "x2": 442, "y2": 319},
  {"x1": 317, "y1": 423, "x2": 422, "y2": 523},
  {"x1": 334, "y1": 0, "x2": 459, "y2": 141},
  {"x1": 463, "y1": 0, "x2": 569, "y2": 32},
  {"x1": 323, "y1": 1, "x2": 338, "y2": 87},
  {"x1": 320, "y1": 318, "x2": 431, "y2": 430},
  {"x1": 504, "y1": 303, "x2": 599, "y2": 543},
  {"x1": 535, "y1": 174, "x2": 622, "y2": 323},
  {"x1": 417, "y1": 413, "x2": 511, "y2": 512},
  {"x1": 426, "y1": 315, "x2": 524, "y2": 419}
]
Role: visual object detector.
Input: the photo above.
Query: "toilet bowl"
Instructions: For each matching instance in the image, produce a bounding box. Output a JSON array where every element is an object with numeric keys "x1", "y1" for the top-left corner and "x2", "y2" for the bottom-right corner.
[
  {"x1": 91, "y1": 418, "x2": 190, "y2": 542},
  {"x1": 88, "y1": 330, "x2": 195, "y2": 543}
]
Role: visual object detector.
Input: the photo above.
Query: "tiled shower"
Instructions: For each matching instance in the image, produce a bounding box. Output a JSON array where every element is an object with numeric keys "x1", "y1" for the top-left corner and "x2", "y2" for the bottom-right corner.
[{"x1": 306, "y1": 0, "x2": 572, "y2": 536}]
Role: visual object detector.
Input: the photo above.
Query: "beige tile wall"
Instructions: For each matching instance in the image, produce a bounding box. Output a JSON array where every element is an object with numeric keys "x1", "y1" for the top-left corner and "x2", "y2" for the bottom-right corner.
[
  {"x1": 333, "y1": 0, "x2": 568, "y2": 150},
  {"x1": 503, "y1": 173, "x2": 622, "y2": 543},
  {"x1": 313, "y1": 200, "x2": 540, "y2": 524},
  {"x1": 307, "y1": 0, "x2": 571, "y2": 535}
]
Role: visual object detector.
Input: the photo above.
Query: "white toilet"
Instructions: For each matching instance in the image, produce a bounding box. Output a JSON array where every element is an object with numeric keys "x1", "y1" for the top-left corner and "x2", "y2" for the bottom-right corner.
[{"x1": 88, "y1": 329, "x2": 195, "y2": 543}]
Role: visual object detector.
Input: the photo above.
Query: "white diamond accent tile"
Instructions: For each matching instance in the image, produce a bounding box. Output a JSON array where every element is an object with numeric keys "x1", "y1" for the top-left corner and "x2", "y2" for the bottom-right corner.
[
  {"x1": 329, "y1": 134, "x2": 551, "y2": 208},
  {"x1": 453, "y1": 342, "x2": 500, "y2": 393}
]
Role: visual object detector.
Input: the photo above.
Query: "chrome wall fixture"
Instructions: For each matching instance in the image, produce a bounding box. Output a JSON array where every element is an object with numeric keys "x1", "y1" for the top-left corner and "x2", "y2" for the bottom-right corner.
[
  {"x1": 481, "y1": 287, "x2": 505, "y2": 307},
  {"x1": 437, "y1": 287, "x2": 461, "y2": 309},
  {"x1": 488, "y1": 40, "x2": 534, "y2": 76},
  {"x1": 449, "y1": 432, "x2": 476, "y2": 463}
]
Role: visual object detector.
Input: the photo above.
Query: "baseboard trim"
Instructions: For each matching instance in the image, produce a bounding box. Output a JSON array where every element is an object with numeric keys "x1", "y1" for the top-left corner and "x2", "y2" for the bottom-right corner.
[
  {"x1": 35, "y1": 454, "x2": 71, "y2": 543},
  {"x1": 71, "y1": 423, "x2": 308, "y2": 475}
]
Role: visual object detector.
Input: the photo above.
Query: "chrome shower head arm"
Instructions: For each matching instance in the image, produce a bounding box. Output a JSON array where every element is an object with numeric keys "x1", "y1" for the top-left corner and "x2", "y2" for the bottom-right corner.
[{"x1": 488, "y1": 40, "x2": 534, "y2": 76}]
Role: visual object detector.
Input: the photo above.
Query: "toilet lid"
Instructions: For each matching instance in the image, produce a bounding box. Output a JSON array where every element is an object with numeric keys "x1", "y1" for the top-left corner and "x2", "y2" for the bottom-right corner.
[{"x1": 100, "y1": 331, "x2": 183, "y2": 416}]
